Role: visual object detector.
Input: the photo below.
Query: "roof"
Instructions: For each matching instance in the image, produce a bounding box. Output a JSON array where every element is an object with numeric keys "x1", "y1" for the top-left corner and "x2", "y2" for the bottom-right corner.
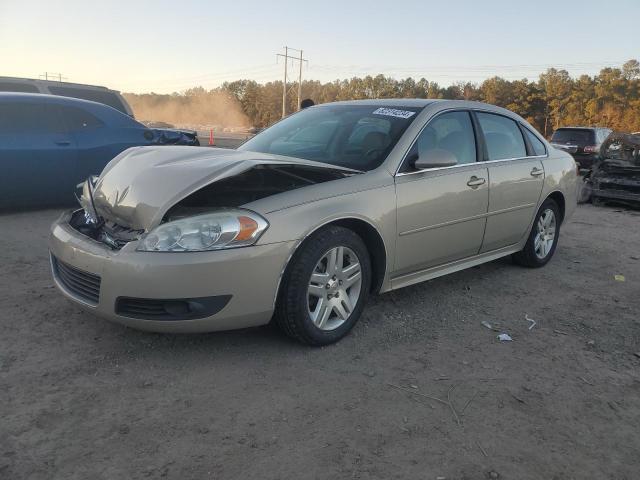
[
  {"x1": 316, "y1": 98, "x2": 527, "y2": 122},
  {"x1": 326, "y1": 98, "x2": 440, "y2": 107},
  {"x1": 554, "y1": 126, "x2": 610, "y2": 131},
  {"x1": 0, "y1": 91, "x2": 109, "y2": 108},
  {"x1": 0, "y1": 75, "x2": 115, "y2": 92}
]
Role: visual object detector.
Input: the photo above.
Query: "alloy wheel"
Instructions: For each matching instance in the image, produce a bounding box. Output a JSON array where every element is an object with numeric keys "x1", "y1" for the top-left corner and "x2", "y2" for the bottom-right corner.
[
  {"x1": 534, "y1": 208, "x2": 556, "y2": 259},
  {"x1": 307, "y1": 246, "x2": 362, "y2": 331}
]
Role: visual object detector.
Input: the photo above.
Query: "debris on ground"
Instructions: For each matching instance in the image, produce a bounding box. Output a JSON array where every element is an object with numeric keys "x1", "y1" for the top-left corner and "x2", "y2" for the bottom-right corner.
[
  {"x1": 481, "y1": 320, "x2": 493, "y2": 330},
  {"x1": 614, "y1": 274, "x2": 626, "y2": 282},
  {"x1": 525, "y1": 314, "x2": 537, "y2": 330},
  {"x1": 497, "y1": 333, "x2": 513, "y2": 342}
]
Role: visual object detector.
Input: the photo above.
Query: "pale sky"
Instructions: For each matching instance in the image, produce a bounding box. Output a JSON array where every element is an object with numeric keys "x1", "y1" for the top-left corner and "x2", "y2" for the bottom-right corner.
[{"x1": 1, "y1": 0, "x2": 638, "y2": 93}]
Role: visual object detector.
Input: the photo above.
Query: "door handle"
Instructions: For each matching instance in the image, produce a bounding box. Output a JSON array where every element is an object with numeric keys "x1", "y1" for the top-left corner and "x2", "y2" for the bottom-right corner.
[
  {"x1": 530, "y1": 167, "x2": 544, "y2": 177},
  {"x1": 55, "y1": 140, "x2": 71, "y2": 146},
  {"x1": 466, "y1": 176, "x2": 486, "y2": 188}
]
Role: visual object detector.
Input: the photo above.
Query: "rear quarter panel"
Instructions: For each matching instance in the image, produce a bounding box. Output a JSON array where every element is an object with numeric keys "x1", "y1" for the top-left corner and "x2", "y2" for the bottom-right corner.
[{"x1": 541, "y1": 148, "x2": 578, "y2": 222}]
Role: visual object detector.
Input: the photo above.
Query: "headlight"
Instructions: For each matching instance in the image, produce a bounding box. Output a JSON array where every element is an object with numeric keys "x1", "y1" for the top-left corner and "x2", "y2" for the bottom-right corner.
[{"x1": 137, "y1": 209, "x2": 268, "y2": 252}]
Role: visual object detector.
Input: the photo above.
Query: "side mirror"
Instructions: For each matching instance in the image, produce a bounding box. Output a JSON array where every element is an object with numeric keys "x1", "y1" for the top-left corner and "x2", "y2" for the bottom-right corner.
[{"x1": 414, "y1": 149, "x2": 458, "y2": 170}]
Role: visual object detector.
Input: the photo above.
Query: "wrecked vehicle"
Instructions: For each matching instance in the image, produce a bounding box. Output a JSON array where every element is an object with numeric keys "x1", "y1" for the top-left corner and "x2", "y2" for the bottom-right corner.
[
  {"x1": 150, "y1": 127, "x2": 199, "y2": 146},
  {"x1": 0, "y1": 93, "x2": 197, "y2": 209},
  {"x1": 580, "y1": 133, "x2": 640, "y2": 206},
  {"x1": 49, "y1": 100, "x2": 578, "y2": 345}
]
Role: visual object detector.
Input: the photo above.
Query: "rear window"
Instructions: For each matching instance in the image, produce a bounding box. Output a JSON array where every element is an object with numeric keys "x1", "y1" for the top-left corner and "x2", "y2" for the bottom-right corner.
[
  {"x1": 551, "y1": 129, "x2": 595, "y2": 144},
  {"x1": 0, "y1": 81, "x2": 39, "y2": 93},
  {"x1": 0, "y1": 102, "x2": 63, "y2": 133},
  {"x1": 47, "y1": 86, "x2": 128, "y2": 114},
  {"x1": 476, "y1": 112, "x2": 527, "y2": 160}
]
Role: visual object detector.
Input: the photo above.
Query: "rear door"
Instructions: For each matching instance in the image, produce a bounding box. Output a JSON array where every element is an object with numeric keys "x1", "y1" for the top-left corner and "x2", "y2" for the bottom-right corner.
[
  {"x1": 56, "y1": 104, "x2": 115, "y2": 181},
  {"x1": 474, "y1": 112, "x2": 545, "y2": 253},
  {"x1": 0, "y1": 101, "x2": 78, "y2": 208},
  {"x1": 59, "y1": 104, "x2": 154, "y2": 181}
]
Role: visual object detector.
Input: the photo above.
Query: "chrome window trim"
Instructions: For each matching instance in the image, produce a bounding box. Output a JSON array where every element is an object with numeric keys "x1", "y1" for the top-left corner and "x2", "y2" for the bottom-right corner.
[
  {"x1": 394, "y1": 106, "x2": 549, "y2": 177},
  {"x1": 395, "y1": 155, "x2": 549, "y2": 177}
]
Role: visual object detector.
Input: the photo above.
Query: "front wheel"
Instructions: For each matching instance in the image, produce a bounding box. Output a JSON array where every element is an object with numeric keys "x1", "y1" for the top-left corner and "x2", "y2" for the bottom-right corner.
[
  {"x1": 513, "y1": 198, "x2": 560, "y2": 268},
  {"x1": 275, "y1": 226, "x2": 371, "y2": 346}
]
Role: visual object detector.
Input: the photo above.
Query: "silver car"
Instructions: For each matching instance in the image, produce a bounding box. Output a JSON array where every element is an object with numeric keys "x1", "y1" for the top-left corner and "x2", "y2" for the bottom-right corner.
[{"x1": 49, "y1": 100, "x2": 578, "y2": 345}]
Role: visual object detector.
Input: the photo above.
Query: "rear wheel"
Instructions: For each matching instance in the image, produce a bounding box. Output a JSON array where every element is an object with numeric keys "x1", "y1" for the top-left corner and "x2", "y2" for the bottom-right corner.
[
  {"x1": 513, "y1": 198, "x2": 560, "y2": 268},
  {"x1": 275, "y1": 225, "x2": 371, "y2": 345}
]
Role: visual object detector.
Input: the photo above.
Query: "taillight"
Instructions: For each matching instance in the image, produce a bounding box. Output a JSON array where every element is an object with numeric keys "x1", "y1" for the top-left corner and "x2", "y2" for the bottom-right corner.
[{"x1": 583, "y1": 145, "x2": 598, "y2": 153}]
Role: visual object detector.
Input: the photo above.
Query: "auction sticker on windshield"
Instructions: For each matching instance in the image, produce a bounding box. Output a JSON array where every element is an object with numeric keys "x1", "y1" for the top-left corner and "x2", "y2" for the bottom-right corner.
[{"x1": 372, "y1": 107, "x2": 416, "y2": 119}]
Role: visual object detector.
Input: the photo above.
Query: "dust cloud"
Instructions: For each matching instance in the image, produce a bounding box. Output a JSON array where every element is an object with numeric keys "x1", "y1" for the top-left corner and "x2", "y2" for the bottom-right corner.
[{"x1": 123, "y1": 89, "x2": 251, "y2": 129}]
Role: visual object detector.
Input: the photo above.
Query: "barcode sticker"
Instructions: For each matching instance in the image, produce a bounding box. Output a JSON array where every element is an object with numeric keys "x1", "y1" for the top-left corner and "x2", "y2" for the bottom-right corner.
[{"x1": 372, "y1": 107, "x2": 416, "y2": 119}]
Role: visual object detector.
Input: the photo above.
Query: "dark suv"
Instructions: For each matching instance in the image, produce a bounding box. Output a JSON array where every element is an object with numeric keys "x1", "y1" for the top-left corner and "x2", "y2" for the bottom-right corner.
[{"x1": 550, "y1": 127, "x2": 612, "y2": 170}]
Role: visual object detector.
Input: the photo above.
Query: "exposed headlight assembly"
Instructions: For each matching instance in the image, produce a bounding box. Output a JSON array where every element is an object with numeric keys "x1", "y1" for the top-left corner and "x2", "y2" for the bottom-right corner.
[{"x1": 137, "y1": 209, "x2": 268, "y2": 252}]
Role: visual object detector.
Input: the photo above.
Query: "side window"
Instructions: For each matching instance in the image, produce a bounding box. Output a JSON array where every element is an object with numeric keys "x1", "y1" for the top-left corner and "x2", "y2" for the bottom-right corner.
[
  {"x1": 0, "y1": 102, "x2": 63, "y2": 134},
  {"x1": 56, "y1": 105, "x2": 104, "y2": 131},
  {"x1": 476, "y1": 112, "x2": 526, "y2": 160},
  {"x1": 404, "y1": 111, "x2": 476, "y2": 170},
  {"x1": 523, "y1": 128, "x2": 547, "y2": 156}
]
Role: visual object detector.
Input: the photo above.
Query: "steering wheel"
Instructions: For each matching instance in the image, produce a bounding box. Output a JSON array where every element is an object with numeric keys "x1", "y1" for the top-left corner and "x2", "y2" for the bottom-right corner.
[{"x1": 364, "y1": 147, "x2": 385, "y2": 159}]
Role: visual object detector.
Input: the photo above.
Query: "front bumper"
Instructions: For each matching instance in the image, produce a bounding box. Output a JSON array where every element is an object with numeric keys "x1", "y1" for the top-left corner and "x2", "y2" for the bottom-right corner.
[{"x1": 49, "y1": 211, "x2": 296, "y2": 333}]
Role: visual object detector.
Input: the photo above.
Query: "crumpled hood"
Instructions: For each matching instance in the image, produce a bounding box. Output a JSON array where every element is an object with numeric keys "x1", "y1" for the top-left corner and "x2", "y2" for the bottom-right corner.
[{"x1": 91, "y1": 146, "x2": 354, "y2": 231}]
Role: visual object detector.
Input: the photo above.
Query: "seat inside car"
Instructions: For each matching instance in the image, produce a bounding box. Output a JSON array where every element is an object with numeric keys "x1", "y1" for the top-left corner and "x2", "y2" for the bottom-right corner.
[
  {"x1": 485, "y1": 132, "x2": 516, "y2": 160},
  {"x1": 356, "y1": 131, "x2": 391, "y2": 169},
  {"x1": 439, "y1": 130, "x2": 473, "y2": 164}
]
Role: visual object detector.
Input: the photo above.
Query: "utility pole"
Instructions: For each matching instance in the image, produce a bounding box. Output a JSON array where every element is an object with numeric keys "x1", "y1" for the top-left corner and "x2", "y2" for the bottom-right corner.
[
  {"x1": 297, "y1": 49, "x2": 303, "y2": 111},
  {"x1": 276, "y1": 47, "x2": 308, "y2": 118},
  {"x1": 39, "y1": 72, "x2": 67, "y2": 82},
  {"x1": 282, "y1": 46, "x2": 288, "y2": 119}
]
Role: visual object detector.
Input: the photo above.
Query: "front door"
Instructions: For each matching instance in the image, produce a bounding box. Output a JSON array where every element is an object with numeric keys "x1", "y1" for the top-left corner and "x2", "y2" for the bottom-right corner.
[{"x1": 394, "y1": 110, "x2": 489, "y2": 279}]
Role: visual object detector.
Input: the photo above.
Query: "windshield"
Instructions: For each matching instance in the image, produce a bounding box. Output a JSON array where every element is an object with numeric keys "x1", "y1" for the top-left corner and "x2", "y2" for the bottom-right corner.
[
  {"x1": 551, "y1": 129, "x2": 595, "y2": 144},
  {"x1": 238, "y1": 104, "x2": 423, "y2": 171}
]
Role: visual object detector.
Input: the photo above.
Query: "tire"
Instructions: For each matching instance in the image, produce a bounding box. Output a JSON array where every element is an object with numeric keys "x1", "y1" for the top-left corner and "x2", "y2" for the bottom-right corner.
[
  {"x1": 275, "y1": 225, "x2": 372, "y2": 346},
  {"x1": 512, "y1": 198, "x2": 561, "y2": 268}
]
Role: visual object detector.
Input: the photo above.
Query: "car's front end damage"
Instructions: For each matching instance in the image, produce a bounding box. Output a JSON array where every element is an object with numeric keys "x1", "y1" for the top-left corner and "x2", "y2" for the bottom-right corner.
[
  {"x1": 49, "y1": 146, "x2": 358, "y2": 332},
  {"x1": 151, "y1": 127, "x2": 200, "y2": 146},
  {"x1": 589, "y1": 133, "x2": 640, "y2": 206}
]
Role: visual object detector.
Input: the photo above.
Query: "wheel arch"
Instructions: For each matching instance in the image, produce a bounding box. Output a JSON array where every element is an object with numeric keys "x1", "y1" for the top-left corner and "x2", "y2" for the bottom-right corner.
[
  {"x1": 546, "y1": 190, "x2": 566, "y2": 224},
  {"x1": 275, "y1": 216, "x2": 388, "y2": 308}
]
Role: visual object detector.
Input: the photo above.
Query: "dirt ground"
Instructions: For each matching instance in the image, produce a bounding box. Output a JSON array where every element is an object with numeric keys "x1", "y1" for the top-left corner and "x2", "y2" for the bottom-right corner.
[{"x1": 1, "y1": 204, "x2": 639, "y2": 480}]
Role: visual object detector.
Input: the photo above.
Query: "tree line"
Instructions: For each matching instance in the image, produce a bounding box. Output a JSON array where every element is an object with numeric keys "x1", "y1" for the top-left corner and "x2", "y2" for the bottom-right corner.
[{"x1": 126, "y1": 60, "x2": 640, "y2": 136}]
